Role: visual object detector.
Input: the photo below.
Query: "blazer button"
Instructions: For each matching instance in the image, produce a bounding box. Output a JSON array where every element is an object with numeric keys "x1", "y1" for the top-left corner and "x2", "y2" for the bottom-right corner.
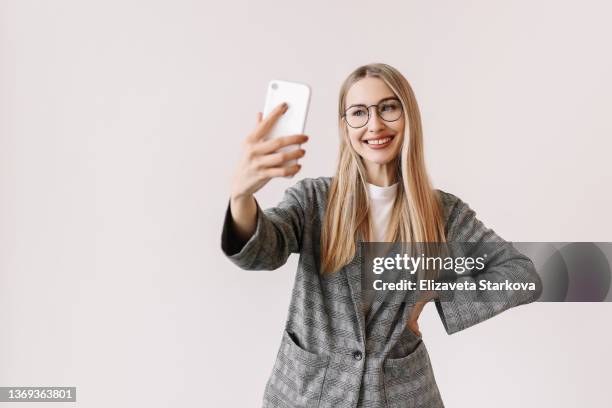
[{"x1": 352, "y1": 350, "x2": 363, "y2": 361}]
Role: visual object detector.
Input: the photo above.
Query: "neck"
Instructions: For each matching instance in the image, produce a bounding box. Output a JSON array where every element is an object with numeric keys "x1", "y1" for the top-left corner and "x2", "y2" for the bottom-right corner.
[{"x1": 364, "y1": 161, "x2": 397, "y2": 186}]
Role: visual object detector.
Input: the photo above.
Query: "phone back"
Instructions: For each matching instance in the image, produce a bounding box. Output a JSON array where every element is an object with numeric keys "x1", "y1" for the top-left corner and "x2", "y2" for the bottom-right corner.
[{"x1": 262, "y1": 80, "x2": 311, "y2": 147}]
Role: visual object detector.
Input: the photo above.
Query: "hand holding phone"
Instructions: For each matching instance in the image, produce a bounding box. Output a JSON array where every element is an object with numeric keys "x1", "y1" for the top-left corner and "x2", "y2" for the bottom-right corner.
[
  {"x1": 261, "y1": 80, "x2": 311, "y2": 167},
  {"x1": 230, "y1": 81, "x2": 310, "y2": 201}
]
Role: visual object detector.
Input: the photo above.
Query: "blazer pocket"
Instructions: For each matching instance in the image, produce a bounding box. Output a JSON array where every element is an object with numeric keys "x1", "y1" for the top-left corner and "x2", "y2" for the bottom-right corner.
[
  {"x1": 265, "y1": 329, "x2": 330, "y2": 408},
  {"x1": 383, "y1": 340, "x2": 438, "y2": 408}
]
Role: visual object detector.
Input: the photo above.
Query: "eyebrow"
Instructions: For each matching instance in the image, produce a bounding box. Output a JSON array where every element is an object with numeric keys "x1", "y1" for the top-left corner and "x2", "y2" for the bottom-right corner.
[{"x1": 345, "y1": 96, "x2": 399, "y2": 110}]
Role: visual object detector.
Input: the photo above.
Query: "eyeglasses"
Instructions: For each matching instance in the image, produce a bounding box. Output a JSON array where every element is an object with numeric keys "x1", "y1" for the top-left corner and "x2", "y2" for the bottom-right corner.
[{"x1": 342, "y1": 97, "x2": 403, "y2": 129}]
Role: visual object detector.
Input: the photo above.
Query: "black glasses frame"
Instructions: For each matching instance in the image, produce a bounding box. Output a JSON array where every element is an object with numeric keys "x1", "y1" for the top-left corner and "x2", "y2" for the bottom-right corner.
[{"x1": 341, "y1": 97, "x2": 403, "y2": 129}]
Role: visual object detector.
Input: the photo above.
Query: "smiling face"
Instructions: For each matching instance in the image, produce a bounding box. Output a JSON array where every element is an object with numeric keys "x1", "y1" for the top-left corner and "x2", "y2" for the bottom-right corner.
[{"x1": 343, "y1": 77, "x2": 405, "y2": 178}]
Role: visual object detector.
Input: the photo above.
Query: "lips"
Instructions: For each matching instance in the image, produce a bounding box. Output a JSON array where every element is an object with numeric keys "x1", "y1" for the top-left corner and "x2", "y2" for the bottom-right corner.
[{"x1": 363, "y1": 134, "x2": 395, "y2": 149}]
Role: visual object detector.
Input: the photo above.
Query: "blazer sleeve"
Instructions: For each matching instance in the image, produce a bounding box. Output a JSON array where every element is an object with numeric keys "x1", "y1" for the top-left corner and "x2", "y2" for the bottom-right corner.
[
  {"x1": 220, "y1": 180, "x2": 306, "y2": 270},
  {"x1": 435, "y1": 194, "x2": 543, "y2": 335}
]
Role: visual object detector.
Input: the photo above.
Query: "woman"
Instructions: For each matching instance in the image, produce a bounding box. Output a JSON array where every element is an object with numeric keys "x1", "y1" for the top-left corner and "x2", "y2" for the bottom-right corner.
[{"x1": 221, "y1": 63, "x2": 542, "y2": 408}]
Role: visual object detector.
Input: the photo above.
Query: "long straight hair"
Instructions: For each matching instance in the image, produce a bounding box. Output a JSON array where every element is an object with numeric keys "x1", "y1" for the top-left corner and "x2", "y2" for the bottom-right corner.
[{"x1": 320, "y1": 63, "x2": 446, "y2": 274}]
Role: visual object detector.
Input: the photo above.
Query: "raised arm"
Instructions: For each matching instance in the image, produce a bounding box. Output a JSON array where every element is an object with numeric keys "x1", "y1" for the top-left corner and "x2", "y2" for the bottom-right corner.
[
  {"x1": 222, "y1": 181, "x2": 307, "y2": 270},
  {"x1": 221, "y1": 101, "x2": 309, "y2": 270}
]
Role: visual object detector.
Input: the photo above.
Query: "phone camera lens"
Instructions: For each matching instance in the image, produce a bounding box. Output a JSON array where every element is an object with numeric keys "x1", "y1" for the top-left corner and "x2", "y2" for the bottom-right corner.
[{"x1": 271, "y1": 83, "x2": 278, "y2": 90}]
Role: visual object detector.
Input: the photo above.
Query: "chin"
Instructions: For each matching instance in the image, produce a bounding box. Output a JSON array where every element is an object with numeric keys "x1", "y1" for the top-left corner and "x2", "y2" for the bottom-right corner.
[
  {"x1": 364, "y1": 155, "x2": 396, "y2": 165},
  {"x1": 359, "y1": 147, "x2": 400, "y2": 163}
]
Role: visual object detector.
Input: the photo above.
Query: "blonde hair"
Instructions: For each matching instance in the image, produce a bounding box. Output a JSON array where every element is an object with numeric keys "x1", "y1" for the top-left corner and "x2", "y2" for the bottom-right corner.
[{"x1": 320, "y1": 63, "x2": 446, "y2": 274}]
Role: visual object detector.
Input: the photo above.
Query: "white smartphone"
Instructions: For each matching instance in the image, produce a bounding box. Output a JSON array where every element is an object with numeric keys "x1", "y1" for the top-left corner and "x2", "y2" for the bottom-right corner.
[{"x1": 262, "y1": 80, "x2": 311, "y2": 167}]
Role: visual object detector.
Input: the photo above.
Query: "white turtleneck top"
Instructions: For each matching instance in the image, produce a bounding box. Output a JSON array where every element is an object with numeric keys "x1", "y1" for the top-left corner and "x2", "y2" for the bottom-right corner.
[{"x1": 366, "y1": 182, "x2": 398, "y2": 242}]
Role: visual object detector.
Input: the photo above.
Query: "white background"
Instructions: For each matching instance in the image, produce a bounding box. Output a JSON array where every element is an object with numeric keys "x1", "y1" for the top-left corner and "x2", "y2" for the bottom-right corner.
[{"x1": 1, "y1": 0, "x2": 611, "y2": 406}]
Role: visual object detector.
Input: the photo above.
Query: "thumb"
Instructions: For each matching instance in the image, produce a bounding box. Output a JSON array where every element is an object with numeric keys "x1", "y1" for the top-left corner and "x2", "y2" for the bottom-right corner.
[{"x1": 256, "y1": 112, "x2": 263, "y2": 125}]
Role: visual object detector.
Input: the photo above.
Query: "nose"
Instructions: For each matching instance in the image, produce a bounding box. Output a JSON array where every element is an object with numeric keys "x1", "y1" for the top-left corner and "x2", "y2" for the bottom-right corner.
[{"x1": 367, "y1": 106, "x2": 385, "y2": 133}]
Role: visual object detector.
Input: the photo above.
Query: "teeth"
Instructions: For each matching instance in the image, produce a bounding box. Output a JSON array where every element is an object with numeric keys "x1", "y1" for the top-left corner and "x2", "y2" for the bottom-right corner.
[{"x1": 367, "y1": 137, "x2": 391, "y2": 145}]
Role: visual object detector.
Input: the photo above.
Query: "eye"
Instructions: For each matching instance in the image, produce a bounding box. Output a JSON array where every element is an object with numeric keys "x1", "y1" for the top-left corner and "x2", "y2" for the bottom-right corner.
[
  {"x1": 381, "y1": 102, "x2": 400, "y2": 112},
  {"x1": 349, "y1": 108, "x2": 367, "y2": 117}
]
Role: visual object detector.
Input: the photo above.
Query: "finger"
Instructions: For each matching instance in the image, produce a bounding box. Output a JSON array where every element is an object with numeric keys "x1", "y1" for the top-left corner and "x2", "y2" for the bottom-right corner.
[
  {"x1": 254, "y1": 134, "x2": 309, "y2": 155},
  {"x1": 245, "y1": 112, "x2": 265, "y2": 143},
  {"x1": 252, "y1": 102, "x2": 288, "y2": 141},
  {"x1": 261, "y1": 163, "x2": 301, "y2": 179},
  {"x1": 256, "y1": 148, "x2": 306, "y2": 169}
]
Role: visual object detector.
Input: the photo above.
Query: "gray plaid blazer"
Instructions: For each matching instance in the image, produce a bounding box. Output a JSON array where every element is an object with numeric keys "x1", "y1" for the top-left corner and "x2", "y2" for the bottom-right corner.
[{"x1": 221, "y1": 176, "x2": 541, "y2": 408}]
